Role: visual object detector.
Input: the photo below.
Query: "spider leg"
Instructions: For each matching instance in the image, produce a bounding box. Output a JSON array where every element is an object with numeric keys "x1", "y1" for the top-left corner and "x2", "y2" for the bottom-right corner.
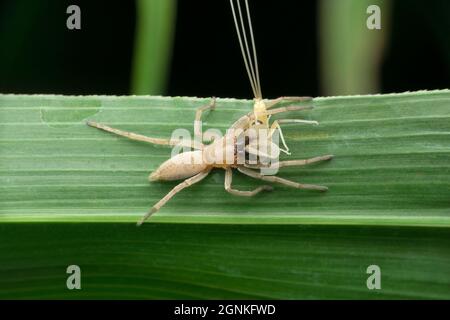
[
  {"x1": 237, "y1": 166, "x2": 328, "y2": 191},
  {"x1": 137, "y1": 168, "x2": 212, "y2": 226},
  {"x1": 194, "y1": 97, "x2": 216, "y2": 143},
  {"x1": 265, "y1": 96, "x2": 312, "y2": 109},
  {"x1": 87, "y1": 121, "x2": 202, "y2": 150},
  {"x1": 278, "y1": 155, "x2": 333, "y2": 168},
  {"x1": 224, "y1": 167, "x2": 272, "y2": 196}
]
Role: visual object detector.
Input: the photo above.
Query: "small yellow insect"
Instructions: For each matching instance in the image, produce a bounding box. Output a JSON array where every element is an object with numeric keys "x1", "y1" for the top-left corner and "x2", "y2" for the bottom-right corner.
[
  {"x1": 86, "y1": 0, "x2": 333, "y2": 225},
  {"x1": 229, "y1": 0, "x2": 320, "y2": 155}
]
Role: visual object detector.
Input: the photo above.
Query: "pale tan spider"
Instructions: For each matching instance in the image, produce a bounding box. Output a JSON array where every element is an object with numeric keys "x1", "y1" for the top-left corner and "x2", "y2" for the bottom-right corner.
[
  {"x1": 87, "y1": 97, "x2": 332, "y2": 225},
  {"x1": 86, "y1": 0, "x2": 333, "y2": 225}
]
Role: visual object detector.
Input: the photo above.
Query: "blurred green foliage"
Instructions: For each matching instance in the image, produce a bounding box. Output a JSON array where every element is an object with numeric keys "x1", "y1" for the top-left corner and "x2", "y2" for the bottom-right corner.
[
  {"x1": 0, "y1": 1, "x2": 448, "y2": 96},
  {"x1": 131, "y1": 0, "x2": 176, "y2": 95},
  {"x1": 319, "y1": 0, "x2": 391, "y2": 95}
]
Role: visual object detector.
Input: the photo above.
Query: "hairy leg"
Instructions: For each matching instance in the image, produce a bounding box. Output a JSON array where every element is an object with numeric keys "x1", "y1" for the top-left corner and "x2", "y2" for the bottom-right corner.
[
  {"x1": 278, "y1": 155, "x2": 333, "y2": 168},
  {"x1": 243, "y1": 154, "x2": 333, "y2": 170},
  {"x1": 87, "y1": 121, "x2": 202, "y2": 150},
  {"x1": 194, "y1": 98, "x2": 216, "y2": 143},
  {"x1": 266, "y1": 105, "x2": 313, "y2": 116},
  {"x1": 224, "y1": 167, "x2": 272, "y2": 196},
  {"x1": 268, "y1": 120, "x2": 290, "y2": 155},
  {"x1": 276, "y1": 119, "x2": 319, "y2": 126},
  {"x1": 137, "y1": 169, "x2": 212, "y2": 226},
  {"x1": 265, "y1": 96, "x2": 312, "y2": 109},
  {"x1": 266, "y1": 118, "x2": 320, "y2": 154},
  {"x1": 237, "y1": 166, "x2": 328, "y2": 191}
]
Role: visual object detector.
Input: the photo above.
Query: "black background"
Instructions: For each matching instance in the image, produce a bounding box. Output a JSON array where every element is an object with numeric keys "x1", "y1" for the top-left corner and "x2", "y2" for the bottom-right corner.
[{"x1": 0, "y1": 0, "x2": 449, "y2": 98}]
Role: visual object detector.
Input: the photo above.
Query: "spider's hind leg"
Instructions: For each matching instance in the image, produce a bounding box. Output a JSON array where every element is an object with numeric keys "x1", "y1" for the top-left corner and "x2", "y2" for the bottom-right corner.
[{"x1": 238, "y1": 166, "x2": 329, "y2": 192}]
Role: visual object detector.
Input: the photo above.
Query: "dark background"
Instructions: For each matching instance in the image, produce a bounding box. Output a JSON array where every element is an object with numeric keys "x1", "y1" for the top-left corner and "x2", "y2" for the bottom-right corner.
[{"x1": 0, "y1": 0, "x2": 449, "y2": 98}]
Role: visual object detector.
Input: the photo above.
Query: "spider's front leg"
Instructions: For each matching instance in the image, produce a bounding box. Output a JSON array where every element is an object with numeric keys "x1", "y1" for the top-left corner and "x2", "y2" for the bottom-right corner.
[
  {"x1": 194, "y1": 97, "x2": 216, "y2": 144},
  {"x1": 86, "y1": 121, "x2": 202, "y2": 150},
  {"x1": 265, "y1": 96, "x2": 313, "y2": 109}
]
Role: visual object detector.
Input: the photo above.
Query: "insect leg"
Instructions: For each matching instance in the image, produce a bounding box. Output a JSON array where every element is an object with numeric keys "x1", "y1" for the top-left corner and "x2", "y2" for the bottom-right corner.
[
  {"x1": 137, "y1": 168, "x2": 212, "y2": 226},
  {"x1": 266, "y1": 96, "x2": 312, "y2": 109},
  {"x1": 266, "y1": 119, "x2": 320, "y2": 155},
  {"x1": 224, "y1": 167, "x2": 272, "y2": 196},
  {"x1": 86, "y1": 121, "x2": 202, "y2": 150},
  {"x1": 268, "y1": 120, "x2": 291, "y2": 155},
  {"x1": 194, "y1": 98, "x2": 216, "y2": 143},
  {"x1": 237, "y1": 166, "x2": 328, "y2": 191},
  {"x1": 243, "y1": 155, "x2": 333, "y2": 169}
]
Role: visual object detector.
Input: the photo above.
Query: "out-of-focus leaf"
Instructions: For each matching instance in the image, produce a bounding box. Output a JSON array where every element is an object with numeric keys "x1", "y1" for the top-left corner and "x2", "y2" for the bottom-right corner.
[
  {"x1": 319, "y1": 0, "x2": 391, "y2": 95},
  {"x1": 131, "y1": 0, "x2": 177, "y2": 94}
]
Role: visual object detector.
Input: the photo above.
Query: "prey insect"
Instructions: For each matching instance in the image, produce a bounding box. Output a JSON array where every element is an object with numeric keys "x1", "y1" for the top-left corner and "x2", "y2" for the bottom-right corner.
[
  {"x1": 229, "y1": 0, "x2": 320, "y2": 155},
  {"x1": 86, "y1": 0, "x2": 333, "y2": 225}
]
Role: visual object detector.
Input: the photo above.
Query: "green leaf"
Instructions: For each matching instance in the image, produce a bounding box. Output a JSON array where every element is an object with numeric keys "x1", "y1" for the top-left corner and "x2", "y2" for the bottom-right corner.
[
  {"x1": 0, "y1": 90, "x2": 449, "y2": 299},
  {"x1": 0, "y1": 223, "x2": 449, "y2": 299},
  {"x1": 1, "y1": 91, "x2": 449, "y2": 226}
]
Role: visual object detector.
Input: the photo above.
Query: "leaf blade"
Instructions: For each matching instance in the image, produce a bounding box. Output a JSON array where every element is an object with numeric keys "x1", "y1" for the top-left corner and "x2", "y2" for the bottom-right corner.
[{"x1": 0, "y1": 90, "x2": 449, "y2": 226}]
